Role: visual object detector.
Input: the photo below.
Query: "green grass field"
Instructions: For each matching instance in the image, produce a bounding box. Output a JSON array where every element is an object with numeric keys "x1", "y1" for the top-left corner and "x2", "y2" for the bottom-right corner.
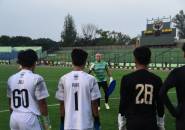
[{"x1": 0, "y1": 65, "x2": 176, "y2": 130}]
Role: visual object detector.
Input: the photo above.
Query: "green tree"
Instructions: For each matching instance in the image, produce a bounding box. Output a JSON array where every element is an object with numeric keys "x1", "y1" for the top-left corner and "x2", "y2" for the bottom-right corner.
[
  {"x1": 96, "y1": 29, "x2": 130, "y2": 45},
  {"x1": 10, "y1": 36, "x2": 32, "y2": 46},
  {"x1": 0, "y1": 35, "x2": 59, "y2": 51},
  {"x1": 33, "y1": 38, "x2": 59, "y2": 51},
  {"x1": 61, "y1": 14, "x2": 77, "y2": 46},
  {"x1": 0, "y1": 35, "x2": 11, "y2": 46},
  {"x1": 173, "y1": 10, "x2": 185, "y2": 39},
  {"x1": 81, "y1": 24, "x2": 97, "y2": 41}
]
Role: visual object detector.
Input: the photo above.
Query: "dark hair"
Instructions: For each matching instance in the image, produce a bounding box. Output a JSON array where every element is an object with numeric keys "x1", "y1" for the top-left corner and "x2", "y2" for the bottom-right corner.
[
  {"x1": 182, "y1": 43, "x2": 185, "y2": 52},
  {"x1": 17, "y1": 49, "x2": 38, "y2": 67},
  {"x1": 71, "y1": 49, "x2": 88, "y2": 66},
  {"x1": 133, "y1": 46, "x2": 151, "y2": 65}
]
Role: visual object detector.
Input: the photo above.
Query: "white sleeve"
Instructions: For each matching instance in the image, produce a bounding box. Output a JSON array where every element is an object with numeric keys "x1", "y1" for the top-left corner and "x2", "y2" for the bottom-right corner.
[
  {"x1": 55, "y1": 77, "x2": 64, "y2": 101},
  {"x1": 7, "y1": 78, "x2": 11, "y2": 98},
  {"x1": 35, "y1": 76, "x2": 49, "y2": 100},
  {"x1": 90, "y1": 77, "x2": 101, "y2": 101}
]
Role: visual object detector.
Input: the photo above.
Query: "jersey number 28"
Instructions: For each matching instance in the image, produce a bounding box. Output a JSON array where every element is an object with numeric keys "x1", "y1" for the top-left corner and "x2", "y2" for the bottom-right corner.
[
  {"x1": 135, "y1": 84, "x2": 153, "y2": 105},
  {"x1": 13, "y1": 89, "x2": 29, "y2": 108}
]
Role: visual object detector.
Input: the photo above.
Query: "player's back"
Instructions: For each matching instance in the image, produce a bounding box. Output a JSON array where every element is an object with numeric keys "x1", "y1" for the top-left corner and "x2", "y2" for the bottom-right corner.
[
  {"x1": 168, "y1": 66, "x2": 185, "y2": 114},
  {"x1": 7, "y1": 69, "x2": 48, "y2": 115},
  {"x1": 121, "y1": 69, "x2": 162, "y2": 119},
  {"x1": 60, "y1": 71, "x2": 100, "y2": 130}
]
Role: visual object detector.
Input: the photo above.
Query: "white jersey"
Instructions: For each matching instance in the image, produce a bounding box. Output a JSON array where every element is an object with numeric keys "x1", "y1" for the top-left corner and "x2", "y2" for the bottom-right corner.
[
  {"x1": 56, "y1": 71, "x2": 101, "y2": 130},
  {"x1": 7, "y1": 69, "x2": 49, "y2": 115}
]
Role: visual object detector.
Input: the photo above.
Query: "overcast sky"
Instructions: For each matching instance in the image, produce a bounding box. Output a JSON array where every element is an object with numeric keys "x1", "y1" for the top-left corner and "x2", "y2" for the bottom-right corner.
[{"x1": 0, "y1": 0, "x2": 184, "y2": 41}]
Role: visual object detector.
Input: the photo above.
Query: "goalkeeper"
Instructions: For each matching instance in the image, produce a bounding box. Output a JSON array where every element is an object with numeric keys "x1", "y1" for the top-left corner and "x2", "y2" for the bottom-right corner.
[
  {"x1": 118, "y1": 46, "x2": 165, "y2": 130},
  {"x1": 89, "y1": 53, "x2": 113, "y2": 110}
]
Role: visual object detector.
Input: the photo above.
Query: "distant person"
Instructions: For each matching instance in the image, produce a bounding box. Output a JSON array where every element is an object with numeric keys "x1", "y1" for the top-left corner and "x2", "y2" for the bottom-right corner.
[
  {"x1": 56, "y1": 49, "x2": 101, "y2": 130},
  {"x1": 89, "y1": 53, "x2": 113, "y2": 110},
  {"x1": 160, "y1": 43, "x2": 185, "y2": 130},
  {"x1": 118, "y1": 46, "x2": 165, "y2": 130},
  {"x1": 7, "y1": 49, "x2": 51, "y2": 130}
]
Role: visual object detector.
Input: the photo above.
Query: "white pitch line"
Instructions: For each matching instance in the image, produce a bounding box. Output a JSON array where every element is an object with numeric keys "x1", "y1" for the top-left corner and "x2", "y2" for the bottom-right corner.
[
  {"x1": 0, "y1": 93, "x2": 177, "y2": 113},
  {"x1": 0, "y1": 97, "x2": 120, "y2": 113},
  {"x1": 168, "y1": 92, "x2": 176, "y2": 94},
  {"x1": 0, "y1": 110, "x2": 9, "y2": 113}
]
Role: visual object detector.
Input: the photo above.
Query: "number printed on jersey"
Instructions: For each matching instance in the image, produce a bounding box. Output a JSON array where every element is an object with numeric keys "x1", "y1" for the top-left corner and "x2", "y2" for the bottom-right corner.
[
  {"x1": 135, "y1": 84, "x2": 153, "y2": 105},
  {"x1": 72, "y1": 83, "x2": 79, "y2": 111},
  {"x1": 13, "y1": 89, "x2": 29, "y2": 108}
]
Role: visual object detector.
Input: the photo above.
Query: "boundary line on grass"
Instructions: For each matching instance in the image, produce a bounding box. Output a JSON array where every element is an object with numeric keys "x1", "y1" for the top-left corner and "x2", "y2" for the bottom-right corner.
[
  {"x1": 0, "y1": 92, "x2": 177, "y2": 113},
  {"x1": 0, "y1": 97, "x2": 120, "y2": 113}
]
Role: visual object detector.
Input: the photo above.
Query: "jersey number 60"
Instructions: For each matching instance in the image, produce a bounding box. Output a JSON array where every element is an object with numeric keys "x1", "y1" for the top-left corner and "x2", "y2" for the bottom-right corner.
[{"x1": 13, "y1": 89, "x2": 29, "y2": 108}]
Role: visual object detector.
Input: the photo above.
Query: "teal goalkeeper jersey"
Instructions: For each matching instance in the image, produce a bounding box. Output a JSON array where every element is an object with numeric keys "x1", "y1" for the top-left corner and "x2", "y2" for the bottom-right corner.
[{"x1": 91, "y1": 61, "x2": 108, "y2": 82}]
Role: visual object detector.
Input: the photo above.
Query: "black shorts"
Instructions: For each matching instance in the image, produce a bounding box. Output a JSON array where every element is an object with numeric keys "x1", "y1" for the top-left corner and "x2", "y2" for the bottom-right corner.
[
  {"x1": 98, "y1": 81, "x2": 108, "y2": 89},
  {"x1": 126, "y1": 117, "x2": 158, "y2": 130}
]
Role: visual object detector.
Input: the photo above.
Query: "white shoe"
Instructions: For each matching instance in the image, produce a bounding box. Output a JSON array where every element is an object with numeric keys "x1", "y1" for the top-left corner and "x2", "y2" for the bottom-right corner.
[
  {"x1": 98, "y1": 107, "x2": 101, "y2": 111},
  {"x1": 105, "y1": 103, "x2": 110, "y2": 110}
]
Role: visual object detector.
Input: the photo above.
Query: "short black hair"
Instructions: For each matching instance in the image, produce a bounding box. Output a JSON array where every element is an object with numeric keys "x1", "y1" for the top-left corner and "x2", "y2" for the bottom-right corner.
[
  {"x1": 71, "y1": 49, "x2": 88, "y2": 66},
  {"x1": 182, "y1": 43, "x2": 185, "y2": 52},
  {"x1": 133, "y1": 46, "x2": 151, "y2": 65},
  {"x1": 17, "y1": 49, "x2": 38, "y2": 67}
]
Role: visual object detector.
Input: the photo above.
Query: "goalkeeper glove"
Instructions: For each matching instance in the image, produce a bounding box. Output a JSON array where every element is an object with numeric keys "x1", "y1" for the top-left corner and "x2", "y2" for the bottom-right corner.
[
  {"x1": 89, "y1": 63, "x2": 95, "y2": 71},
  {"x1": 109, "y1": 77, "x2": 113, "y2": 84},
  {"x1": 118, "y1": 113, "x2": 127, "y2": 130},
  {"x1": 40, "y1": 115, "x2": 51, "y2": 130},
  {"x1": 157, "y1": 115, "x2": 165, "y2": 130},
  {"x1": 94, "y1": 117, "x2": 101, "y2": 130}
]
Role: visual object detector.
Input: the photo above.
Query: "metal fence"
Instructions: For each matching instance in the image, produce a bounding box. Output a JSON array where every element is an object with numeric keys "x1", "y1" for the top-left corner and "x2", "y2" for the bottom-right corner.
[{"x1": 43, "y1": 47, "x2": 185, "y2": 69}]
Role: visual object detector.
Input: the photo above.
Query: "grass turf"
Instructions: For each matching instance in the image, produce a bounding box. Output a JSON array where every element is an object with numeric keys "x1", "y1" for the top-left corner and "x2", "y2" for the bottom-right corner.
[{"x1": 0, "y1": 65, "x2": 176, "y2": 130}]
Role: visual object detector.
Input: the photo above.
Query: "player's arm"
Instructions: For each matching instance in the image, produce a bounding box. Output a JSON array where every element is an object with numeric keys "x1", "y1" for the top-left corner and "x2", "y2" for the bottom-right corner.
[
  {"x1": 156, "y1": 78, "x2": 165, "y2": 130},
  {"x1": 39, "y1": 99, "x2": 48, "y2": 116},
  {"x1": 118, "y1": 77, "x2": 127, "y2": 130},
  {"x1": 91, "y1": 78, "x2": 101, "y2": 130},
  {"x1": 156, "y1": 78, "x2": 165, "y2": 117},
  {"x1": 105, "y1": 65, "x2": 112, "y2": 77},
  {"x1": 92, "y1": 99, "x2": 101, "y2": 130},
  {"x1": 105, "y1": 64, "x2": 113, "y2": 83},
  {"x1": 8, "y1": 98, "x2": 12, "y2": 113},
  {"x1": 88, "y1": 63, "x2": 95, "y2": 74},
  {"x1": 59, "y1": 101, "x2": 65, "y2": 130},
  {"x1": 35, "y1": 77, "x2": 51, "y2": 130},
  {"x1": 7, "y1": 79, "x2": 12, "y2": 113},
  {"x1": 119, "y1": 77, "x2": 127, "y2": 116},
  {"x1": 160, "y1": 70, "x2": 177, "y2": 117},
  {"x1": 55, "y1": 77, "x2": 65, "y2": 130},
  {"x1": 88, "y1": 69, "x2": 93, "y2": 74},
  {"x1": 38, "y1": 99, "x2": 51, "y2": 130}
]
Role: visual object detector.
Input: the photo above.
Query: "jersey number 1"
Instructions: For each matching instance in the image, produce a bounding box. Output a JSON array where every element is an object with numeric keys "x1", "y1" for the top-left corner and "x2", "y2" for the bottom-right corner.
[
  {"x1": 13, "y1": 89, "x2": 29, "y2": 108},
  {"x1": 74, "y1": 92, "x2": 78, "y2": 111},
  {"x1": 135, "y1": 84, "x2": 153, "y2": 105}
]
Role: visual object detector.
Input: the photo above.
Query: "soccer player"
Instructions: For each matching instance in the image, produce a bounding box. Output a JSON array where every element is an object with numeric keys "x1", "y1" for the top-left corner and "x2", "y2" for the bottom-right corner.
[
  {"x1": 160, "y1": 43, "x2": 185, "y2": 130},
  {"x1": 89, "y1": 53, "x2": 113, "y2": 110},
  {"x1": 7, "y1": 49, "x2": 51, "y2": 130},
  {"x1": 56, "y1": 49, "x2": 101, "y2": 130},
  {"x1": 118, "y1": 46, "x2": 165, "y2": 130}
]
